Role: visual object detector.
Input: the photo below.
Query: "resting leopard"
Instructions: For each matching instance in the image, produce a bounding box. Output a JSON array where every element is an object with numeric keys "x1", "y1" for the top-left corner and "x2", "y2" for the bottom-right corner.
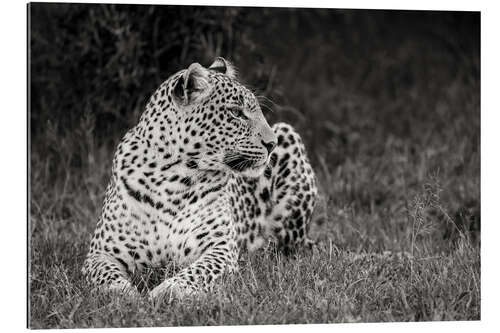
[{"x1": 82, "y1": 58, "x2": 318, "y2": 302}]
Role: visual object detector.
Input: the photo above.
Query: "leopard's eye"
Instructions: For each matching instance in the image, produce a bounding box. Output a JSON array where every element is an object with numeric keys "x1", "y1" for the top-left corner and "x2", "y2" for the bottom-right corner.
[{"x1": 227, "y1": 106, "x2": 248, "y2": 120}]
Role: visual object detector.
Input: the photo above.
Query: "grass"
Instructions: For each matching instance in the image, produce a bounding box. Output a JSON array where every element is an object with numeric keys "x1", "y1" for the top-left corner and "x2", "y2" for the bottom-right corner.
[
  {"x1": 29, "y1": 222, "x2": 479, "y2": 328},
  {"x1": 29, "y1": 239, "x2": 479, "y2": 328},
  {"x1": 29, "y1": 5, "x2": 480, "y2": 329}
]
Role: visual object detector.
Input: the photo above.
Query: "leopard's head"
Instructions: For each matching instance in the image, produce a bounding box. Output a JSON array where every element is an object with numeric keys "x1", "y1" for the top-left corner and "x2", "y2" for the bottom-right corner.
[{"x1": 152, "y1": 58, "x2": 277, "y2": 178}]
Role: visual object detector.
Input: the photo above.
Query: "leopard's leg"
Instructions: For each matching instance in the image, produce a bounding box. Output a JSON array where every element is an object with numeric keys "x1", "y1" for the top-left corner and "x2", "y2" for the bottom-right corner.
[
  {"x1": 263, "y1": 122, "x2": 318, "y2": 253},
  {"x1": 149, "y1": 202, "x2": 239, "y2": 303},
  {"x1": 149, "y1": 239, "x2": 238, "y2": 303},
  {"x1": 82, "y1": 252, "x2": 140, "y2": 297}
]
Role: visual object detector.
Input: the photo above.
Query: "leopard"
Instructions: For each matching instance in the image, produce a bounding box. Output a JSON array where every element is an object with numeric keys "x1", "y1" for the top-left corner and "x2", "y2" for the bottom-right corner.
[{"x1": 82, "y1": 57, "x2": 318, "y2": 302}]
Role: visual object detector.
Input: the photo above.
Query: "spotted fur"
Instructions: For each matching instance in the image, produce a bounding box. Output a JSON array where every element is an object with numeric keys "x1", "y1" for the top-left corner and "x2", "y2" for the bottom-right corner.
[{"x1": 82, "y1": 58, "x2": 318, "y2": 301}]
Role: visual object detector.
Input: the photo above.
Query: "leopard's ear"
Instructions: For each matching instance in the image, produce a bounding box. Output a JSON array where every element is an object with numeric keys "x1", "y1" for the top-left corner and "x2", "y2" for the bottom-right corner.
[
  {"x1": 173, "y1": 63, "x2": 211, "y2": 106},
  {"x1": 209, "y1": 57, "x2": 237, "y2": 79}
]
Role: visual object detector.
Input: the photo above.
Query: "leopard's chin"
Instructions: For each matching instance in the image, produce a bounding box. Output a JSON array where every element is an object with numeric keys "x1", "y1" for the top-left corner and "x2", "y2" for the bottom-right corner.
[
  {"x1": 239, "y1": 163, "x2": 267, "y2": 178},
  {"x1": 222, "y1": 152, "x2": 267, "y2": 178}
]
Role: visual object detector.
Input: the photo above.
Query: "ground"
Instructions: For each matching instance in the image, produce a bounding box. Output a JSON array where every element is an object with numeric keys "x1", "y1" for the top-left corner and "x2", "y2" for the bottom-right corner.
[
  {"x1": 30, "y1": 225, "x2": 479, "y2": 327},
  {"x1": 30, "y1": 235, "x2": 479, "y2": 327}
]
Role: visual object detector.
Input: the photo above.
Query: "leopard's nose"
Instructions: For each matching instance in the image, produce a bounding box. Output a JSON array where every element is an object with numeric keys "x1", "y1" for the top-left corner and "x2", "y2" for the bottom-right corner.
[{"x1": 261, "y1": 139, "x2": 277, "y2": 154}]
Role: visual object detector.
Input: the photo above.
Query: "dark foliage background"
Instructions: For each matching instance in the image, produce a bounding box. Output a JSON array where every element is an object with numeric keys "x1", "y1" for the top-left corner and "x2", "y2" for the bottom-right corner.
[{"x1": 29, "y1": 3, "x2": 480, "y2": 328}]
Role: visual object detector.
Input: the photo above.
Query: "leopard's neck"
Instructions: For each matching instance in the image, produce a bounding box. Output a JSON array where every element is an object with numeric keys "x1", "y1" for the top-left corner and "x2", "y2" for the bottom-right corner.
[{"x1": 113, "y1": 127, "x2": 230, "y2": 217}]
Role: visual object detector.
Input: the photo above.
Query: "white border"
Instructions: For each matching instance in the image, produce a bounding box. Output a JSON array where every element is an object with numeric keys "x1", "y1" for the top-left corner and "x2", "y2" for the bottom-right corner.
[{"x1": 1, "y1": 0, "x2": 498, "y2": 332}]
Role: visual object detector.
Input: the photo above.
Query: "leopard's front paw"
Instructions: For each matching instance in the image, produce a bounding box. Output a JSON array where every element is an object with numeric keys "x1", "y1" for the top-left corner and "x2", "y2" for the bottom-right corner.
[
  {"x1": 149, "y1": 278, "x2": 194, "y2": 305},
  {"x1": 104, "y1": 278, "x2": 142, "y2": 299}
]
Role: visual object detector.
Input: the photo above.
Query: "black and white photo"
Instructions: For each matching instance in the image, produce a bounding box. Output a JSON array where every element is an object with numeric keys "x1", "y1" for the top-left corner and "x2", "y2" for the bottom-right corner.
[{"x1": 28, "y1": 2, "x2": 480, "y2": 328}]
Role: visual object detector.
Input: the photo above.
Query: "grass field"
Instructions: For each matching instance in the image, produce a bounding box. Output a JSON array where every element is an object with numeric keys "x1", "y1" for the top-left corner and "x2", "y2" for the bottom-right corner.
[
  {"x1": 29, "y1": 6, "x2": 480, "y2": 328},
  {"x1": 29, "y1": 103, "x2": 480, "y2": 327}
]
